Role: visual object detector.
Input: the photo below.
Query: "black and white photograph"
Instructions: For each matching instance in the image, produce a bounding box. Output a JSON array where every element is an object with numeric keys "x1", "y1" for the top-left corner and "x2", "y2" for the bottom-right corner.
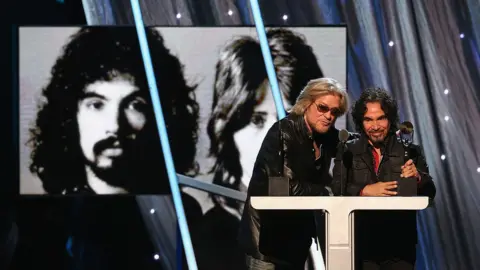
[{"x1": 19, "y1": 26, "x2": 200, "y2": 195}]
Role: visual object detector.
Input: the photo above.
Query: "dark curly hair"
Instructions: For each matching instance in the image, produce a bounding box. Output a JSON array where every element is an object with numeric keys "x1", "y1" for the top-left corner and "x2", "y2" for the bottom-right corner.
[
  {"x1": 351, "y1": 87, "x2": 399, "y2": 135},
  {"x1": 207, "y1": 28, "x2": 323, "y2": 209},
  {"x1": 28, "y1": 27, "x2": 199, "y2": 194}
]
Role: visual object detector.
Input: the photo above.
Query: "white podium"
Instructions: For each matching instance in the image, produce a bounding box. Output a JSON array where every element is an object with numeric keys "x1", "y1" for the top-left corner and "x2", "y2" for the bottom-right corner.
[{"x1": 250, "y1": 196, "x2": 429, "y2": 270}]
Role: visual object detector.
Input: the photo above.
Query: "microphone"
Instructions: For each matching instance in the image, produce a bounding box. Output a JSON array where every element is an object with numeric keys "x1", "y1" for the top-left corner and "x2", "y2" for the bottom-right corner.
[
  {"x1": 338, "y1": 129, "x2": 349, "y2": 196},
  {"x1": 339, "y1": 129, "x2": 349, "y2": 143}
]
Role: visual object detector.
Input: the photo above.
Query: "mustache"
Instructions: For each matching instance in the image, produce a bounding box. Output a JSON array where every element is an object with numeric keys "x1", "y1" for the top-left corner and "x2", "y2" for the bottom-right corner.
[
  {"x1": 318, "y1": 119, "x2": 332, "y2": 125},
  {"x1": 93, "y1": 136, "x2": 122, "y2": 156},
  {"x1": 92, "y1": 134, "x2": 136, "y2": 156}
]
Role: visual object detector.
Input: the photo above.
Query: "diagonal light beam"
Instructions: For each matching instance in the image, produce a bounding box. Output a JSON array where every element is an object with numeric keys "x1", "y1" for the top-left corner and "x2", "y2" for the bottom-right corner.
[
  {"x1": 248, "y1": 0, "x2": 287, "y2": 119},
  {"x1": 248, "y1": 1, "x2": 325, "y2": 269},
  {"x1": 129, "y1": 1, "x2": 198, "y2": 269}
]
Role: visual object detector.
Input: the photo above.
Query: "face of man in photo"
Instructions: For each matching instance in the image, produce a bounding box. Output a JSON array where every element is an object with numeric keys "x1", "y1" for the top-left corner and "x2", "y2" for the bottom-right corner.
[
  {"x1": 233, "y1": 85, "x2": 292, "y2": 189},
  {"x1": 76, "y1": 72, "x2": 148, "y2": 188}
]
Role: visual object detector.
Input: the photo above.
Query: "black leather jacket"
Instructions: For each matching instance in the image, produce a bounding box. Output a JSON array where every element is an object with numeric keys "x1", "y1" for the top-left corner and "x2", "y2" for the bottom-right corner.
[{"x1": 237, "y1": 113, "x2": 352, "y2": 267}]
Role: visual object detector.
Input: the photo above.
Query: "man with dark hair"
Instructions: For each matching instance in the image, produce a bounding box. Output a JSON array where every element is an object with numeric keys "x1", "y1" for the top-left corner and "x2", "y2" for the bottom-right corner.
[
  {"x1": 28, "y1": 27, "x2": 199, "y2": 195},
  {"x1": 332, "y1": 87, "x2": 436, "y2": 269},
  {"x1": 12, "y1": 26, "x2": 201, "y2": 270}
]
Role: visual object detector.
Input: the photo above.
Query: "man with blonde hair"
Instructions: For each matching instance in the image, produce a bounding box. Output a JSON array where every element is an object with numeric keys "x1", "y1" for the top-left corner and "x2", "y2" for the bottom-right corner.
[{"x1": 238, "y1": 78, "x2": 356, "y2": 269}]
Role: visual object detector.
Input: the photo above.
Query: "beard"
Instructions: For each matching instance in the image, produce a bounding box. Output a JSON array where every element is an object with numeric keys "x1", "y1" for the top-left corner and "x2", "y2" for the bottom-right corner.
[
  {"x1": 367, "y1": 130, "x2": 388, "y2": 147},
  {"x1": 307, "y1": 117, "x2": 333, "y2": 134},
  {"x1": 314, "y1": 121, "x2": 332, "y2": 134},
  {"x1": 87, "y1": 146, "x2": 134, "y2": 189},
  {"x1": 85, "y1": 135, "x2": 140, "y2": 190},
  {"x1": 85, "y1": 131, "x2": 168, "y2": 194}
]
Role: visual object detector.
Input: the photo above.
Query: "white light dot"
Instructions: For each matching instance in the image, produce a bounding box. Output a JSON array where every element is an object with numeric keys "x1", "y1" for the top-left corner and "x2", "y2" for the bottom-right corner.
[
  {"x1": 388, "y1": 41, "x2": 394, "y2": 47},
  {"x1": 176, "y1": 13, "x2": 181, "y2": 19},
  {"x1": 154, "y1": 254, "x2": 160, "y2": 260},
  {"x1": 441, "y1": 155, "x2": 446, "y2": 160},
  {"x1": 444, "y1": 89, "x2": 449, "y2": 95},
  {"x1": 460, "y1": 33, "x2": 465, "y2": 38},
  {"x1": 444, "y1": 116, "x2": 450, "y2": 121},
  {"x1": 282, "y1": 14, "x2": 288, "y2": 20},
  {"x1": 477, "y1": 167, "x2": 480, "y2": 173},
  {"x1": 150, "y1": 209, "x2": 155, "y2": 214},
  {"x1": 227, "y1": 10, "x2": 233, "y2": 16}
]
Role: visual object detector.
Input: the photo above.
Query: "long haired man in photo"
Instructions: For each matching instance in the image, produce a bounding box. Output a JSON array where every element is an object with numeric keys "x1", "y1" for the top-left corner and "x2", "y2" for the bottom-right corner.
[
  {"x1": 13, "y1": 27, "x2": 202, "y2": 270},
  {"x1": 27, "y1": 27, "x2": 199, "y2": 195}
]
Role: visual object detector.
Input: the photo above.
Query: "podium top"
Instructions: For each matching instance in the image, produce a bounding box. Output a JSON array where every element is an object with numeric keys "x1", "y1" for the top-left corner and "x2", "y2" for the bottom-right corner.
[{"x1": 250, "y1": 196, "x2": 429, "y2": 212}]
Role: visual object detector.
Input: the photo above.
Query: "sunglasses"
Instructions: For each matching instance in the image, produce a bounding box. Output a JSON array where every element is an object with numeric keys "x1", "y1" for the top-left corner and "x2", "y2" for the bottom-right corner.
[{"x1": 315, "y1": 103, "x2": 342, "y2": 117}]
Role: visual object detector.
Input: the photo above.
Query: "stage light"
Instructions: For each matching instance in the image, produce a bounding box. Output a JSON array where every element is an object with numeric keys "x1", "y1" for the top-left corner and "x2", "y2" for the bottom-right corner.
[
  {"x1": 444, "y1": 89, "x2": 449, "y2": 95},
  {"x1": 441, "y1": 155, "x2": 446, "y2": 160},
  {"x1": 228, "y1": 10, "x2": 233, "y2": 16},
  {"x1": 176, "y1": 13, "x2": 182, "y2": 19},
  {"x1": 150, "y1": 208, "x2": 155, "y2": 214},
  {"x1": 444, "y1": 116, "x2": 450, "y2": 121},
  {"x1": 282, "y1": 14, "x2": 288, "y2": 21},
  {"x1": 388, "y1": 41, "x2": 394, "y2": 47}
]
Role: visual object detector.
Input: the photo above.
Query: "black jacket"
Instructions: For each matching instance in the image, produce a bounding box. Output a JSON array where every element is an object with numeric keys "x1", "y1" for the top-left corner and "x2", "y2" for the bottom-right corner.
[
  {"x1": 332, "y1": 134, "x2": 436, "y2": 259},
  {"x1": 238, "y1": 113, "x2": 349, "y2": 267}
]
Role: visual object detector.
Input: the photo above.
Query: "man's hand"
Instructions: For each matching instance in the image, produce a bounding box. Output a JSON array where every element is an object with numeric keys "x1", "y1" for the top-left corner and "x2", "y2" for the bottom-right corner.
[
  {"x1": 361, "y1": 181, "x2": 398, "y2": 196},
  {"x1": 401, "y1": 159, "x2": 419, "y2": 178}
]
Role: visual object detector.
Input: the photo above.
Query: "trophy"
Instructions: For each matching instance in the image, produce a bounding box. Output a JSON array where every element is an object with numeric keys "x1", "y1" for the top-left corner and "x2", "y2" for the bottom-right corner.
[{"x1": 396, "y1": 121, "x2": 417, "y2": 196}]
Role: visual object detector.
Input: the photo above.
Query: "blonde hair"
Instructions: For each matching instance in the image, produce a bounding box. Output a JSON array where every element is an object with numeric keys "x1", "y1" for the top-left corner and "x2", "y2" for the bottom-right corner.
[{"x1": 289, "y1": 77, "x2": 348, "y2": 116}]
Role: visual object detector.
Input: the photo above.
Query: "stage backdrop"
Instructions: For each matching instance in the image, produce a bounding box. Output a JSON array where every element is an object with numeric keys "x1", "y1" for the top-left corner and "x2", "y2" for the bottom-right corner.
[{"x1": 80, "y1": 0, "x2": 480, "y2": 269}]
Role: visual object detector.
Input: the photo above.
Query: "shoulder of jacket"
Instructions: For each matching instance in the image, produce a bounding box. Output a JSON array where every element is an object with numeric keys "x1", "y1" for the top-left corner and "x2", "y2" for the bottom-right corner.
[{"x1": 277, "y1": 115, "x2": 297, "y2": 134}]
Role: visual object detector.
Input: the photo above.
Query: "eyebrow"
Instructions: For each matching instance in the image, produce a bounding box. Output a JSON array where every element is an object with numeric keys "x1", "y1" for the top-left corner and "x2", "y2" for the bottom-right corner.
[
  {"x1": 80, "y1": 90, "x2": 145, "y2": 101},
  {"x1": 364, "y1": 114, "x2": 387, "y2": 120},
  {"x1": 80, "y1": 92, "x2": 106, "y2": 100}
]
